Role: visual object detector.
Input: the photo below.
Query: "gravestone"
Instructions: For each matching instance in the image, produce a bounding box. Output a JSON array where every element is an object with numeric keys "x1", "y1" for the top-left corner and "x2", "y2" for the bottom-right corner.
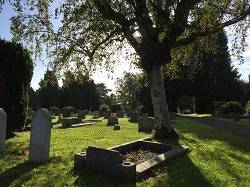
[
  {"x1": 77, "y1": 110, "x2": 86, "y2": 119},
  {"x1": 138, "y1": 115, "x2": 155, "y2": 132},
  {"x1": 29, "y1": 108, "x2": 52, "y2": 163},
  {"x1": 107, "y1": 116, "x2": 119, "y2": 126},
  {"x1": 129, "y1": 112, "x2": 140, "y2": 122},
  {"x1": 85, "y1": 146, "x2": 136, "y2": 181},
  {"x1": 116, "y1": 111, "x2": 125, "y2": 118},
  {"x1": 0, "y1": 108, "x2": 7, "y2": 152}
]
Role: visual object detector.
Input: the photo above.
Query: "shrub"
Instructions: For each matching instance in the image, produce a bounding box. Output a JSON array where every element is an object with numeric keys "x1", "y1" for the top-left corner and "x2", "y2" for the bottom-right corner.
[
  {"x1": 62, "y1": 106, "x2": 76, "y2": 117},
  {"x1": 246, "y1": 100, "x2": 250, "y2": 114},
  {"x1": 222, "y1": 101, "x2": 243, "y2": 114},
  {"x1": 213, "y1": 101, "x2": 226, "y2": 115},
  {"x1": 50, "y1": 106, "x2": 61, "y2": 115},
  {"x1": 0, "y1": 39, "x2": 33, "y2": 135}
]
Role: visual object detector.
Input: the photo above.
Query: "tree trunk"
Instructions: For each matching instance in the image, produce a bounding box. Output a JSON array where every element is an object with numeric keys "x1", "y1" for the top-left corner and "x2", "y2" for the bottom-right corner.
[{"x1": 149, "y1": 64, "x2": 178, "y2": 138}]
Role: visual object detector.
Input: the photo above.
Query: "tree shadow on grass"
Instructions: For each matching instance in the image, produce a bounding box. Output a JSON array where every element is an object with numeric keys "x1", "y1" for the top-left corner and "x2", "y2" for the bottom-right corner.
[
  {"x1": 143, "y1": 138, "x2": 211, "y2": 187},
  {"x1": 147, "y1": 155, "x2": 211, "y2": 187},
  {"x1": 0, "y1": 161, "x2": 41, "y2": 187},
  {"x1": 73, "y1": 169, "x2": 136, "y2": 187},
  {"x1": 174, "y1": 117, "x2": 250, "y2": 153}
]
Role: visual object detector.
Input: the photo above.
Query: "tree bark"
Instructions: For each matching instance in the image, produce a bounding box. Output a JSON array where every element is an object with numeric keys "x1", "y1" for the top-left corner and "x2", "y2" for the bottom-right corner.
[{"x1": 149, "y1": 64, "x2": 178, "y2": 138}]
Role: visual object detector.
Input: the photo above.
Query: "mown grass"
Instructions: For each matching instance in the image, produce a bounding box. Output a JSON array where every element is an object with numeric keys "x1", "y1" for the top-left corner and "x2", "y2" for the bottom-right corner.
[{"x1": 0, "y1": 117, "x2": 249, "y2": 187}]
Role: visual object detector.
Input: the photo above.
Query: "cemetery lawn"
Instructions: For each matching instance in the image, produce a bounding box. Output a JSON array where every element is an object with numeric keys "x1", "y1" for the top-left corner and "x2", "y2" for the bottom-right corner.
[{"x1": 0, "y1": 117, "x2": 249, "y2": 187}]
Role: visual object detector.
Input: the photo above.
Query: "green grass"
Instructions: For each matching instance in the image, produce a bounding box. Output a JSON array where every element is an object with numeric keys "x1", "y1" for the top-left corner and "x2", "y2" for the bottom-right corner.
[{"x1": 0, "y1": 117, "x2": 249, "y2": 187}]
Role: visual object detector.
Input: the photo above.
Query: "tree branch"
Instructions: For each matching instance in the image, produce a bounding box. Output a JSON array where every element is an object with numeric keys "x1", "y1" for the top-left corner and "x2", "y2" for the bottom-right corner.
[
  {"x1": 173, "y1": 0, "x2": 201, "y2": 36},
  {"x1": 148, "y1": 0, "x2": 172, "y2": 28},
  {"x1": 133, "y1": 0, "x2": 154, "y2": 37},
  {"x1": 93, "y1": 0, "x2": 141, "y2": 53},
  {"x1": 174, "y1": 7, "x2": 250, "y2": 47}
]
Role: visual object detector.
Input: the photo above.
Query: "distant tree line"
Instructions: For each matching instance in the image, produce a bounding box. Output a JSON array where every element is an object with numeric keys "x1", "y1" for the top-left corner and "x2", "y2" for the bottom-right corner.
[{"x1": 29, "y1": 69, "x2": 112, "y2": 112}]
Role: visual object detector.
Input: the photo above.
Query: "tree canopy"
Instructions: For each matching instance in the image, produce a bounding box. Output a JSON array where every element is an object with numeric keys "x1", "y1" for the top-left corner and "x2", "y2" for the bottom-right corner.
[
  {"x1": 3, "y1": 0, "x2": 249, "y2": 138},
  {"x1": 0, "y1": 39, "x2": 33, "y2": 135}
]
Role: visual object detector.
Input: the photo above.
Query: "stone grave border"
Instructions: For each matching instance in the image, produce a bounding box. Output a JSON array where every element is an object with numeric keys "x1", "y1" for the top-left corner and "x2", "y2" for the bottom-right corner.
[{"x1": 74, "y1": 137, "x2": 188, "y2": 181}]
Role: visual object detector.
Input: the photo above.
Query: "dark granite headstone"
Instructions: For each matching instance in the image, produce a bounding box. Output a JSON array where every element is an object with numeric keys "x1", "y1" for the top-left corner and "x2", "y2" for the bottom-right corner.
[
  {"x1": 107, "y1": 116, "x2": 118, "y2": 126},
  {"x1": 129, "y1": 112, "x2": 140, "y2": 123}
]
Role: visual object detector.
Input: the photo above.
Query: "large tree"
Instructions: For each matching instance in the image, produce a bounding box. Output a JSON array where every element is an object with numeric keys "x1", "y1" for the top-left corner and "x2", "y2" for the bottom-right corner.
[
  {"x1": 191, "y1": 31, "x2": 243, "y2": 113},
  {"x1": 37, "y1": 70, "x2": 59, "y2": 108},
  {"x1": 56, "y1": 70, "x2": 100, "y2": 110},
  {"x1": 0, "y1": 39, "x2": 33, "y2": 136},
  {"x1": 6, "y1": 0, "x2": 250, "y2": 138},
  {"x1": 116, "y1": 73, "x2": 142, "y2": 114}
]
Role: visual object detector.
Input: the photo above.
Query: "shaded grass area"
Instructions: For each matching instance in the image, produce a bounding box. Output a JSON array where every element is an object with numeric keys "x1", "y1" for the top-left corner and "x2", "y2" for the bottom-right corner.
[
  {"x1": 212, "y1": 117, "x2": 250, "y2": 126},
  {"x1": 0, "y1": 117, "x2": 249, "y2": 187}
]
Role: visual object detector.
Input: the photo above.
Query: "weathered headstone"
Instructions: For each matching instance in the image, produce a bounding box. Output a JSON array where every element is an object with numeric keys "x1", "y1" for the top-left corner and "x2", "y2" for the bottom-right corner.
[
  {"x1": 77, "y1": 110, "x2": 86, "y2": 119},
  {"x1": 138, "y1": 116, "x2": 155, "y2": 132},
  {"x1": 0, "y1": 108, "x2": 7, "y2": 152},
  {"x1": 29, "y1": 108, "x2": 52, "y2": 163},
  {"x1": 107, "y1": 116, "x2": 119, "y2": 126},
  {"x1": 129, "y1": 112, "x2": 140, "y2": 123},
  {"x1": 116, "y1": 111, "x2": 125, "y2": 118}
]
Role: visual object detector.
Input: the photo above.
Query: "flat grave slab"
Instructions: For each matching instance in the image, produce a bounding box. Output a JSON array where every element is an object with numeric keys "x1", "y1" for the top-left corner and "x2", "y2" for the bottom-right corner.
[
  {"x1": 74, "y1": 138, "x2": 188, "y2": 181},
  {"x1": 71, "y1": 122, "x2": 97, "y2": 128}
]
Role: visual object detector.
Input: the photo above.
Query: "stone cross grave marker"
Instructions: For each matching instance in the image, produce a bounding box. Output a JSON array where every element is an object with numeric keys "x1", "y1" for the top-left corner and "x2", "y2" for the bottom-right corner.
[
  {"x1": 0, "y1": 108, "x2": 7, "y2": 152},
  {"x1": 29, "y1": 108, "x2": 52, "y2": 163}
]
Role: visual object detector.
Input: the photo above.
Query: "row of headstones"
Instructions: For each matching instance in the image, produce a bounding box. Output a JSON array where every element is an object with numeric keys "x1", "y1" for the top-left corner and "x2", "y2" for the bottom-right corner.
[
  {"x1": 106, "y1": 112, "x2": 177, "y2": 132},
  {"x1": 0, "y1": 108, "x2": 52, "y2": 163},
  {"x1": 60, "y1": 109, "x2": 122, "y2": 118},
  {"x1": 129, "y1": 112, "x2": 177, "y2": 132}
]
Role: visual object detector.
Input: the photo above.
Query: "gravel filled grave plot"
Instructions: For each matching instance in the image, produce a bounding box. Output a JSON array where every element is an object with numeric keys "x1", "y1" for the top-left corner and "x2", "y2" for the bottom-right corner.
[
  {"x1": 122, "y1": 149, "x2": 162, "y2": 165},
  {"x1": 74, "y1": 138, "x2": 188, "y2": 181}
]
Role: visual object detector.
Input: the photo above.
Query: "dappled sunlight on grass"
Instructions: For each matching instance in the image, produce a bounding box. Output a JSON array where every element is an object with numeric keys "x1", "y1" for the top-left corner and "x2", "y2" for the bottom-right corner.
[
  {"x1": 179, "y1": 113, "x2": 212, "y2": 117},
  {"x1": 0, "y1": 116, "x2": 249, "y2": 186}
]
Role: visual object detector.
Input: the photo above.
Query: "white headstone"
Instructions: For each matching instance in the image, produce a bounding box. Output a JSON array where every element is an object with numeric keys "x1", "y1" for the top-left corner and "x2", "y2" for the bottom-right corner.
[
  {"x1": 0, "y1": 108, "x2": 7, "y2": 152},
  {"x1": 29, "y1": 108, "x2": 52, "y2": 163}
]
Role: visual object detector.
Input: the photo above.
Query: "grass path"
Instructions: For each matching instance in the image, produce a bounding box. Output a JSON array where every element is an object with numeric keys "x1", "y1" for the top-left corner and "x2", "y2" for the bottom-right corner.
[{"x1": 0, "y1": 117, "x2": 249, "y2": 187}]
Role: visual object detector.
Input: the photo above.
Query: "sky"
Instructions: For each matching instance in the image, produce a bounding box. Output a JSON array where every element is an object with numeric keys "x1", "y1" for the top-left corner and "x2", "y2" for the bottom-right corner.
[{"x1": 0, "y1": 3, "x2": 249, "y2": 93}]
